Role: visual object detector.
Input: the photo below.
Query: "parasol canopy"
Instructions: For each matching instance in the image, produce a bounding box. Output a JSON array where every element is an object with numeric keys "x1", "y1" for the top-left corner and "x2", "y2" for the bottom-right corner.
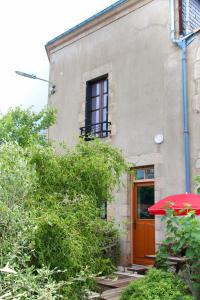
[{"x1": 148, "y1": 193, "x2": 200, "y2": 215}]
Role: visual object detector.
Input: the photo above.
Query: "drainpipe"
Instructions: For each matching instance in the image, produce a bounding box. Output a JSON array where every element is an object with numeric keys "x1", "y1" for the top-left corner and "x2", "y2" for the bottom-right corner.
[
  {"x1": 180, "y1": 39, "x2": 190, "y2": 193},
  {"x1": 169, "y1": 0, "x2": 195, "y2": 193}
]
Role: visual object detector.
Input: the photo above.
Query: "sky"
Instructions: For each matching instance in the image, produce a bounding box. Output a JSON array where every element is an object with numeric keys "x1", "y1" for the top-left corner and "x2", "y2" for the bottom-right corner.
[{"x1": 0, "y1": 0, "x2": 117, "y2": 114}]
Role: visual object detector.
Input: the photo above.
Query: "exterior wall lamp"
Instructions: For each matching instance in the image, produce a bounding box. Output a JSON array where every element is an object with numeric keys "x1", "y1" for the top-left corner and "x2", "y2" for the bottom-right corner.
[
  {"x1": 154, "y1": 134, "x2": 164, "y2": 144},
  {"x1": 15, "y1": 70, "x2": 56, "y2": 95}
]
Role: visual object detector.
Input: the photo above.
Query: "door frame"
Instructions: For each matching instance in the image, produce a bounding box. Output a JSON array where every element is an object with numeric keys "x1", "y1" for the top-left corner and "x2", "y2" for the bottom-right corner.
[{"x1": 130, "y1": 167, "x2": 155, "y2": 265}]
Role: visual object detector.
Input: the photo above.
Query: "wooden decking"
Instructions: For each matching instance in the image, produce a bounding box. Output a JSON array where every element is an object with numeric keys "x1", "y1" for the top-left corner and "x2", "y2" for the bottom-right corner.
[
  {"x1": 126, "y1": 264, "x2": 150, "y2": 275},
  {"x1": 101, "y1": 287, "x2": 126, "y2": 300},
  {"x1": 91, "y1": 256, "x2": 188, "y2": 299},
  {"x1": 89, "y1": 268, "x2": 145, "y2": 300}
]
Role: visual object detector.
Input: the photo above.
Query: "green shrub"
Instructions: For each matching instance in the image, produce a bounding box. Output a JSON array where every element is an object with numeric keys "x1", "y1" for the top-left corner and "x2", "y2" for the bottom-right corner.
[
  {"x1": 0, "y1": 106, "x2": 56, "y2": 147},
  {"x1": 156, "y1": 210, "x2": 200, "y2": 299},
  {"x1": 0, "y1": 143, "x2": 36, "y2": 207},
  {"x1": 0, "y1": 107, "x2": 128, "y2": 299},
  {"x1": 32, "y1": 214, "x2": 72, "y2": 273},
  {"x1": 32, "y1": 197, "x2": 119, "y2": 280},
  {"x1": 0, "y1": 203, "x2": 35, "y2": 270},
  {"x1": 28, "y1": 138, "x2": 127, "y2": 206},
  {"x1": 120, "y1": 268, "x2": 194, "y2": 300},
  {"x1": 0, "y1": 265, "x2": 97, "y2": 299},
  {"x1": 0, "y1": 267, "x2": 68, "y2": 299}
]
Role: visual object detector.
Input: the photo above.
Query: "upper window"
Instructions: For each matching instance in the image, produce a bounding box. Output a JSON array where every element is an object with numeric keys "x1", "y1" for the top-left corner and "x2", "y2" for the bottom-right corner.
[
  {"x1": 80, "y1": 76, "x2": 111, "y2": 138},
  {"x1": 181, "y1": 0, "x2": 200, "y2": 35}
]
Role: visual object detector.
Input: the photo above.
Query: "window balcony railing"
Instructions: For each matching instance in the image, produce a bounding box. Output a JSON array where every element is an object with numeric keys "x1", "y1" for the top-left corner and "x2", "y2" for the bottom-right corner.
[{"x1": 80, "y1": 121, "x2": 111, "y2": 139}]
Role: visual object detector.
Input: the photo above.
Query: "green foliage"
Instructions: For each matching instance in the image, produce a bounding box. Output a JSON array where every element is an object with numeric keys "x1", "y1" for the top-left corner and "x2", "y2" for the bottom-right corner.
[
  {"x1": 120, "y1": 268, "x2": 194, "y2": 300},
  {"x1": 0, "y1": 143, "x2": 36, "y2": 207},
  {"x1": 0, "y1": 267, "x2": 68, "y2": 299},
  {"x1": 64, "y1": 140, "x2": 127, "y2": 205},
  {"x1": 156, "y1": 210, "x2": 200, "y2": 299},
  {"x1": 0, "y1": 204, "x2": 94, "y2": 299},
  {"x1": 0, "y1": 106, "x2": 127, "y2": 299},
  {"x1": 195, "y1": 176, "x2": 200, "y2": 194},
  {"x1": 0, "y1": 106, "x2": 56, "y2": 147},
  {"x1": 33, "y1": 213, "x2": 72, "y2": 272},
  {"x1": 32, "y1": 196, "x2": 118, "y2": 280},
  {"x1": 28, "y1": 138, "x2": 127, "y2": 206}
]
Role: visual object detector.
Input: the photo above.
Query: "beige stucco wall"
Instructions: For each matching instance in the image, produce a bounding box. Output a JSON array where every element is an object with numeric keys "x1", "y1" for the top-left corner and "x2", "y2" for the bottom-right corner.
[{"x1": 47, "y1": 0, "x2": 200, "y2": 265}]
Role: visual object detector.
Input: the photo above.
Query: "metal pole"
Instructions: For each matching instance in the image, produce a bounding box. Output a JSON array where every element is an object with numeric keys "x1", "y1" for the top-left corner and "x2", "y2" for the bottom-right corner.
[
  {"x1": 15, "y1": 70, "x2": 56, "y2": 95},
  {"x1": 34, "y1": 76, "x2": 49, "y2": 83}
]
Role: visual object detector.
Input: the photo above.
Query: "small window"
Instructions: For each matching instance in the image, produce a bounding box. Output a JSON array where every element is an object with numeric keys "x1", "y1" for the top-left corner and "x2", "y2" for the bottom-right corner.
[
  {"x1": 181, "y1": 0, "x2": 200, "y2": 35},
  {"x1": 135, "y1": 166, "x2": 154, "y2": 181},
  {"x1": 136, "y1": 169, "x2": 145, "y2": 180},
  {"x1": 100, "y1": 201, "x2": 107, "y2": 220},
  {"x1": 80, "y1": 76, "x2": 111, "y2": 138}
]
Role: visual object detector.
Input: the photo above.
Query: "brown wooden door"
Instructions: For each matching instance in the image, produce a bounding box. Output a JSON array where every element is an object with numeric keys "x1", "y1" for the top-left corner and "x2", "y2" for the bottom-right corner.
[{"x1": 132, "y1": 182, "x2": 155, "y2": 265}]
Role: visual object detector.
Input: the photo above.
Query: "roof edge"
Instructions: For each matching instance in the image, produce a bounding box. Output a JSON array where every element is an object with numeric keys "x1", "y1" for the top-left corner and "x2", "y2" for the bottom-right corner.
[{"x1": 46, "y1": 0, "x2": 128, "y2": 47}]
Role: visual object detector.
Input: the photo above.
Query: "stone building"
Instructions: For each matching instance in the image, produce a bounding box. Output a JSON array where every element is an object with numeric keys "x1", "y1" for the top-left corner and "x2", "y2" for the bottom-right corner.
[{"x1": 46, "y1": 0, "x2": 200, "y2": 266}]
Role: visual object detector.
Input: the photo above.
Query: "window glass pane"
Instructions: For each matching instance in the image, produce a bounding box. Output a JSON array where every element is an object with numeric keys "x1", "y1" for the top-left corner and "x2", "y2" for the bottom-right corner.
[
  {"x1": 92, "y1": 83, "x2": 100, "y2": 96},
  {"x1": 103, "y1": 94, "x2": 108, "y2": 107},
  {"x1": 92, "y1": 97, "x2": 100, "y2": 110},
  {"x1": 100, "y1": 201, "x2": 107, "y2": 220},
  {"x1": 103, "y1": 80, "x2": 108, "y2": 93},
  {"x1": 137, "y1": 186, "x2": 154, "y2": 219},
  {"x1": 136, "y1": 169, "x2": 145, "y2": 180},
  {"x1": 102, "y1": 121, "x2": 107, "y2": 132},
  {"x1": 145, "y1": 168, "x2": 154, "y2": 179},
  {"x1": 92, "y1": 111, "x2": 100, "y2": 124},
  {"x1": 102, "y1": 108, "x2": 107, "y2": 122}
]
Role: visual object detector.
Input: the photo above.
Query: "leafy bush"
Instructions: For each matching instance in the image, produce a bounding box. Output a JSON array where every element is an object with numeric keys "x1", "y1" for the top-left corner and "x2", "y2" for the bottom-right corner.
[
  {"x1": 0, "y1": 106, "x2": 56, "y2": 147},
  {"x1": 33, "y1": 214, "x2": 72, "y2": 273},
  {"x1": 0, "y1": 107, "x2": 127, "y2": 299},
  {"x1": 0, "y1": 143, "x2": 36, "y2": 207},
  {"x1": 120, "y1": 268, "x2": 194, "y2": 300},
  {"x1": 156, "y1": 210, "x2": 200, "y2": 299},
  {"x1": 63, "y1": 140, "x2": 127, "y2": 205},
  {"x1": 0, "y1": 203, "x2": 100, "y2": 299},
  {"x1": 0, "y1": 179, "x2": 120, "y2": 299},
  {"x1": 28, "y1": 138, "x2": 127, "y2": 206},
  {"x1": 0, "y1": 267, "x2": 68, "y2": 300},
  {"x1": 32, "y1": 196, "x2": 119, "y2": 280}
]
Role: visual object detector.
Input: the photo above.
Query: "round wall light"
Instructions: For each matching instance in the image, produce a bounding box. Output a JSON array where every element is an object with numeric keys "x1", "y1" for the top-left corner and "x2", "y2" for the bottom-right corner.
[{"x1": 154, "y1": 134, "x2": 164, "y2": 144}]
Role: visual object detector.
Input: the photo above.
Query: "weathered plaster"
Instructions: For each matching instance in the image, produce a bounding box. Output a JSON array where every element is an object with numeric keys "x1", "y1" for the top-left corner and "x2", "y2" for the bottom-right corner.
[{"x1": 47, "y1": 0, "x2": 200, "y2": 265}]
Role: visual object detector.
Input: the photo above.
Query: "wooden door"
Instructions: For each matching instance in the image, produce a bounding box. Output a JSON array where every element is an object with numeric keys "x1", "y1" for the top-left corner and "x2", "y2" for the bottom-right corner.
[{"x1": 132, "y1": 182, "x2": 155, "y2": 265}]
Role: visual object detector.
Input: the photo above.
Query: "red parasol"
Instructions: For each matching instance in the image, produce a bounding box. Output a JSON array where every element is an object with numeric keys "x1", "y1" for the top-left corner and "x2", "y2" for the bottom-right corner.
[{"x1": 148, "y1": 193, "x2": 200, "y2": 215}]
